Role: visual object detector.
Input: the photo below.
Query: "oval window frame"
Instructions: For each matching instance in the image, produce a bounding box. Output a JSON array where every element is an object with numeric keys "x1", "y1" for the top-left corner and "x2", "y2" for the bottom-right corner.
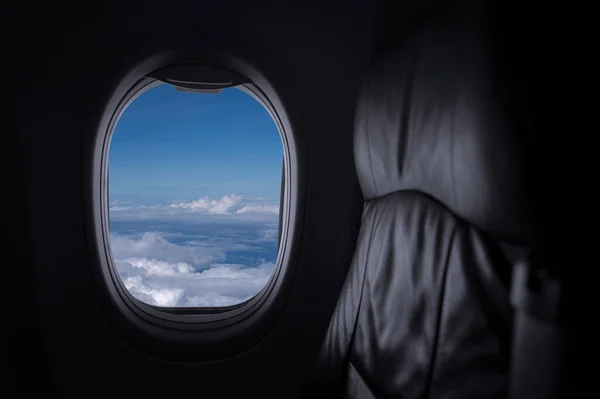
[{"x1": 86, "y1": 55, "x2": 300, "y2": 361}]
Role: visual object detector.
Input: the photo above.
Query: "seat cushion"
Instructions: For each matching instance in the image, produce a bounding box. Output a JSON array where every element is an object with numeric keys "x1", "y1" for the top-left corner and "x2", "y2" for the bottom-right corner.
[
  {"x1": 304, "y1": 1, "x2": 533, "y2": 397},
  {"x1": 313, "y1": 191, "x2": 514, "y2": 398}
]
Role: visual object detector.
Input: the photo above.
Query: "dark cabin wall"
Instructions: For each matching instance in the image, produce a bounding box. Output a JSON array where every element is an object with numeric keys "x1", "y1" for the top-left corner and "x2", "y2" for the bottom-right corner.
[
  {"x1": 8, "y1": 54, "x2": 56, "y2": 399},
  {"x1": 8, "y1": 0, "x2": 372, "y2": 398},
  {"x1": 7, "y1": 0, "x2": 438, "y2": 397}
]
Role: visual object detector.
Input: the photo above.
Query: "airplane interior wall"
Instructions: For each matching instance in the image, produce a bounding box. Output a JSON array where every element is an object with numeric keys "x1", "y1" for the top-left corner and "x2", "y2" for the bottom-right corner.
[{"x1": 5, "y1": 0, "x2": 405, "y2": 397}]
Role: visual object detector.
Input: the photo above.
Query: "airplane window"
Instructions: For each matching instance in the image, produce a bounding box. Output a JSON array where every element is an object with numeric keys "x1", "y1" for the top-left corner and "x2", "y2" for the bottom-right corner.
[{"x1": 107, "y1": 83, "x2": 283, "y2": 308}]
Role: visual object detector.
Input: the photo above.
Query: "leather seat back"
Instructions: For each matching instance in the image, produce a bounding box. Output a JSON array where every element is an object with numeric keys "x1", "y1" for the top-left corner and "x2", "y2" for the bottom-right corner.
[{"x1": 307, "y1": 2, "x2": 533, "y2": 398}]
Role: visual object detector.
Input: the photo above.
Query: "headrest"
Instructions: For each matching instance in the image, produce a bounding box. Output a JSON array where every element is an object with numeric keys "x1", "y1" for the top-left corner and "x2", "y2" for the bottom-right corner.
[{"x1": 354, "y1": 2, "x2": 533, "y2": 242}]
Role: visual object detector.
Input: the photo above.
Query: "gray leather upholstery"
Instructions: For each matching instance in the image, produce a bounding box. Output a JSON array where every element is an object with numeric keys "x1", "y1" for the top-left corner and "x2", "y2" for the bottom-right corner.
[{"x1": 306, "y1": 2, "x2": 532, "y2": 398}]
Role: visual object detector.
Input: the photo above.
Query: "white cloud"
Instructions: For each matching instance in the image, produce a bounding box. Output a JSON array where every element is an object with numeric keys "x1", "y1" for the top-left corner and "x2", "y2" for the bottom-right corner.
[
  {"x1": 110, "y1": 231, "x2": 276, "y2": 307},
  {"x1": 109, "y1": 194, "x2": 280, "y2": 224},
  {"x1": 119, "y1": 257, "x2": 195, "y2": 276},
  {"x1": 110, "y1": 232, "x2": 226, "y2": 268},
  {"x1": 170, "y1": 194, "x2": 244, "y2": 214},
  {"x1": 110, "y1": 206, "x2": 131, "y2": 211},
  {"x1": 116, "y1": 258, "x2": 275, "y2": 307},
  {"x1": 122, "y1": 275, "x2": 185, "y2": 307},
  {"x1": 235, "y1": 204, "x2": 279, "y2": 214}
]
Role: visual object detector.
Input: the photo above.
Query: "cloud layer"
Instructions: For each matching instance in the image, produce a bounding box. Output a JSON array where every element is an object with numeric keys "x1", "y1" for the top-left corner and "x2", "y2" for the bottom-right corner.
[
  {"x1": 116, "y1": 256, "x2": 275, "y2": 307},
  {"x1": 110, "y1": 194, "x2": 280, "y2": 224},
  {"x1": 109, "y1": 194, "x2": 279, "y2": 307}
]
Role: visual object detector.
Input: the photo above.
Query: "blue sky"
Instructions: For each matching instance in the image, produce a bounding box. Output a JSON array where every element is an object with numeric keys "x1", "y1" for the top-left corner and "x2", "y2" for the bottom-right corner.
[
  {"x1": 108, "y1": 84, "x2": 282, "y2": 308},
  {"x1": 109, "y1": 84, "x2": 283, "y2": 204}
]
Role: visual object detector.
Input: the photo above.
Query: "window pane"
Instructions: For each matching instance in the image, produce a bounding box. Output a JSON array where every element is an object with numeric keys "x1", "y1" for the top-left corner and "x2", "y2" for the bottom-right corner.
[{"x1": 108, "y1": 84, "x2": 283, "y2": 308}]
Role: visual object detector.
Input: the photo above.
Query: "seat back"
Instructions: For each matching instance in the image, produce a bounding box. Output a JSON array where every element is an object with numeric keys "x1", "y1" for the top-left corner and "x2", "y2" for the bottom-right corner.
[{"x1": 308, "y1": 2, "x2": 533, "y2": 398}]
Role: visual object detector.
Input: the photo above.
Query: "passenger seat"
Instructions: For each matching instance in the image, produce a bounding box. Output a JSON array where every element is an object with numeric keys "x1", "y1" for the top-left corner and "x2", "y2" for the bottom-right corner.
[{"x1": 304, "y1": 1, "x2": 533, "y2": 398}]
